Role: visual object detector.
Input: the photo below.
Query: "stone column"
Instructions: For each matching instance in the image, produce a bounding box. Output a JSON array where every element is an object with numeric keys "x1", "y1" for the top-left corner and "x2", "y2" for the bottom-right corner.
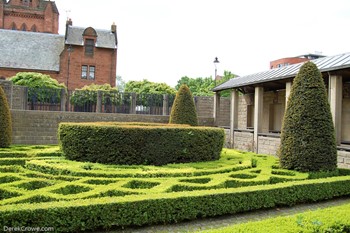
[
  {"x1": 254, "y1": 86, "x2": 264, "y2": 153},
  {"x1": 130, "y1": 93, "x2": 137, "y2": 114},
  {"x1": 163, "y1": 94, "x2": 169, "y2": 116},
  {"x1": 285, "y1": 81, "x2": 292, "y2": 106},
  {"x1": 213, "y1": 92, "x2": 220, "y2": 126},
  {"x1": 60, "y1": 89, "x2": 67, "y2": 112},
  {"x1": 96, "y1": 90, "x2": 102, "y2": 113},
  {"x1": 329, "y1": 74, "x2": 342, "y2": 145},
  {"x1": 230, "y1": 89, "x2": 239, "y2": 148}
]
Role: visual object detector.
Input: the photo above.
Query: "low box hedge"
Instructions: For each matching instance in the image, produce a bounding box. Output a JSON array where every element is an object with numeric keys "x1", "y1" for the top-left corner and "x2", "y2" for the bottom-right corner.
[
  {"x1": 1, "y1": 176, "x2": 350, "y2": 232},
  {"x1": 58, "y1": 122, "x2": 225, "y2": 165}
]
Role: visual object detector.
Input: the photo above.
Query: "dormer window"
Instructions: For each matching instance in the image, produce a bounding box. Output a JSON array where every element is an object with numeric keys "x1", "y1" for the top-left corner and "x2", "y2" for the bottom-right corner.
[
  {"x1": 83, "y1": 27, "x2": 97, "y2": 57},
  {"x1": 85, "y1": 39, "x2": 95, "y2": 55}
]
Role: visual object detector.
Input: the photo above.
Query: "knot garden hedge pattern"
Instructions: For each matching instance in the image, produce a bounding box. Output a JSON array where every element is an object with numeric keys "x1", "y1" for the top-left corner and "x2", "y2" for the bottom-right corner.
[{"x1": 1, "y1": 146, "x2": 350, "y2": 232}]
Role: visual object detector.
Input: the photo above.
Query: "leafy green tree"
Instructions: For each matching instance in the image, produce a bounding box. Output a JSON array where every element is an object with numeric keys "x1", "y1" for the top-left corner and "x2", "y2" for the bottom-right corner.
[
  {"x1": 70, "y1": 84, "x2": 119, "y2": 107},
  {"x1": 0, "y1": 86, "x2": 12, "y2": 148},
  {"x1": 169, "y1": 84, "x2": 198, "y2": 126},
  {"x1": 9, "y1": 72, "x2": 65, "y2": 103},
  {"x1": 125, "y1": 79, "x2": 176, "y2": 95},
  {"x1": 176, "y1": 70, "x2": 237, "y2": 97},
  {"x1": 278, "y1": 62, "x2": 337, "y2": 172},
  {"x1": 9, "y1": 72, "x2": 65, "y2": 89},
  {"x1": 217, "y1": 71, "x2": 237, "y2": 97}
]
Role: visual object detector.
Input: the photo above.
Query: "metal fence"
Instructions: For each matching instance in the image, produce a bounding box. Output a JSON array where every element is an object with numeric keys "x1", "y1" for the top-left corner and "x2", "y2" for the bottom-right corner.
[{"x1": 25, "y1": 87, "x2": 175, "y2": 116}]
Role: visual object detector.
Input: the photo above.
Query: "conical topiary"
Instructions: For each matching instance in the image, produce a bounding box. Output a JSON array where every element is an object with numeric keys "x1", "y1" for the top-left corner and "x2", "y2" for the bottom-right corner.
[
  {"x1": 169, "y1": 84, "x2": 198, "y2": 126},
  {"x1": 0, "y1": 86, "x2": 12, "y2": 147},
  {"x1": 278, "y1": 61, "x2": 337, "y2": 172}
]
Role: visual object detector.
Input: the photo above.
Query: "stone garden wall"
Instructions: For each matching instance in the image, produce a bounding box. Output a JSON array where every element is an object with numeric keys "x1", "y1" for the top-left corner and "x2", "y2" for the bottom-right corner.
[{"x1": 11, "y1": 110, "x2": 214, "y2": 145}]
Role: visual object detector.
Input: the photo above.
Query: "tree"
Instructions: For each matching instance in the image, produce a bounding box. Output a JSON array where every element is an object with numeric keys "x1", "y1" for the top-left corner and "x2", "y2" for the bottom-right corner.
[
  {"x1": 9, "y1": 72, "x2": 65, "y2": 89},
  {"x1": 175, "y1": 70, "x2": 237, "y2": 97},
  {"x1": 0, "y1": 86, "x2": 12, "y2": 148},
  {"x1": 9, "y1": 72, "x2": 65, "y2": 103},
  {"x1": 217, "y1": 70, "x2": 237, "y2": 97},
  {"x1": 70, "y1": 84, "x2": 119, "y2": 107},
  {"x1": 125, "y1": 79, "x2": 176, "y2": 95},
  {"x1": 278, "y1": 62, "x2": 337, "y2": 172},
  {"x1": 169, "y1": 84, "x2": 198, "y2": 126}
]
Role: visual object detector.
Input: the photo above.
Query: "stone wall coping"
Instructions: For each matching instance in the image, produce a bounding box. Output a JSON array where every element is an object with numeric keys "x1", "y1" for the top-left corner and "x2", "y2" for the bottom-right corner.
[
  {"x1": 258, "y1": 133, "x2": 281, "y2": 138},
  {"x1": 338, "y1": 145, "x2": 350, "y2": 152},
  {"x1": 234, "y1": 129, "x2": 254, "y2": 133}
]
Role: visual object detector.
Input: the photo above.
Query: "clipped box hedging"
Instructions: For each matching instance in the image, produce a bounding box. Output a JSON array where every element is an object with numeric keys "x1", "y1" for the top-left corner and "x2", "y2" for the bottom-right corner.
[
  {"x1": 58, "y1": 122, "x2": 225, "y2": 165},
  {"x1": 1, "y1": 176, "x2": 350, "y2": 232}
]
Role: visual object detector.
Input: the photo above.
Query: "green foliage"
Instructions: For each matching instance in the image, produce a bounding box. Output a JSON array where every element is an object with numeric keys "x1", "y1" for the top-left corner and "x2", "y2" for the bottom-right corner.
[
  {"x1": 0, "y1": 145, "x2": 61, "y2": 158},
  {"x1": 9, "y1": 72, "x2": 65, "y2": 103},
  {"x1": 175, "y1": 71, "x2": 237, "y2": 97},
  {"x1": 1, "y1": 175, "x2": 350, "y2": 231},
  {"x1": 9, "y1": 72, "x2": 65, "y2": 89},
  {"x1": 279, "y1": 62, "x2": 337, "y2": 172},
  {"x1": 125, "y1": 79, "x2": 176, "y2": 95},
  {"x1": 176, "y1": 76, "x2": 215, "y2": 96},
  {"x1": 69, "y1": 84, "x2": 119, "y2": 107},
  {"x1": 0, "y1": 86, "x2": 12, "y2": 148},
  {"x1": 1, "y1": 147, "x2": 350, "y2": 232},
  {"x1": 58, "y1": 122, "x2": 224, "y2": 165},
  {"x1": 169, "y1": 84, "x2": 198, "y2": 126}
]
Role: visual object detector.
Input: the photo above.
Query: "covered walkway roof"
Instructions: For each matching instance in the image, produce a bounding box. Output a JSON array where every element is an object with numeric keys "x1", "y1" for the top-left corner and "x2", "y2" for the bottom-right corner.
[{"x1": 213, "y1": 52, "x2": 350, "y2": 93}]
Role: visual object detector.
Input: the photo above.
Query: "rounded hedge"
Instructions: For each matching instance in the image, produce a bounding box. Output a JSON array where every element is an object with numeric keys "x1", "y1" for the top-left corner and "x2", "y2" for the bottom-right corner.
[
  {"x1": 278, "y1": 62, "x2": 337, "y2": 172},
  {"x1": 58, "y1": 122, "x2": 224, "y2": 165},
  {"x1": 169, "y1": 84, "x2": 198, "y2": 126},
  {"x1": 0, "y1": 86, "x2": 12, "y2": 147}
]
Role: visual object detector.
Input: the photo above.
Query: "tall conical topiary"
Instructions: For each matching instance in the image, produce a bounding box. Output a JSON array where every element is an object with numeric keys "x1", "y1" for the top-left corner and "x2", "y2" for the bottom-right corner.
[
  {"x1": 0, "y1": 86, "x2": 12, "y2": 147},
  {"x1": 169, "y1": 84, "x2": 198, "y2": 126},
  {"x1": 278, "y1": 62, "x2": 337, "y2": 172}
]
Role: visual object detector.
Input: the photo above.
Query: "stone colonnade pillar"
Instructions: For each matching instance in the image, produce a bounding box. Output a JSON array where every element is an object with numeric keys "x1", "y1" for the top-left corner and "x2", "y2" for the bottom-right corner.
[
  {"x1": 329, "y1": 74, "x2": 343, "y2": 145},
  {"x1": 253, "y1": 86, "x2": 264, "y2": 153},
  {"x1": 229, "y1": 89, "x2": 239, "y2": 148}
]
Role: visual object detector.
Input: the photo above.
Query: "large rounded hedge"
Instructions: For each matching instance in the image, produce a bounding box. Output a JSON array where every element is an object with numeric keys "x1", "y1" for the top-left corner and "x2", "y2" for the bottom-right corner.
[
  {"x1": 0, "y1": 86, "x2": 12, "y2": 147},
  {"x1": 58, "y1": 122, "x2": 224, "y2": 165},
  {"x1": 169, "y1": 84, "x2": 198, "y2": 126},
  {"x1": 278, "y1": 62, "x2": 337, "y2": 172}
]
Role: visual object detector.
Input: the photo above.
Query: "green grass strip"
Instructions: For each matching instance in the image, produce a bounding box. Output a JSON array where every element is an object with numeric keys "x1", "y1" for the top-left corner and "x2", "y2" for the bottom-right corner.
[{"x1": 201, "y1": 202, "x2": 350, "y2": 233}]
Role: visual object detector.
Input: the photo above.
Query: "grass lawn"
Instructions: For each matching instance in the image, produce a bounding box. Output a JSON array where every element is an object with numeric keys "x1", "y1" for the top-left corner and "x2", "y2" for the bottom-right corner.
[
  {"x1": 1, "y1": 145, "x2": 350, "y2": 232},
  {"x1": 201, "y1": 202, "x2": 350, "y2": 233}
]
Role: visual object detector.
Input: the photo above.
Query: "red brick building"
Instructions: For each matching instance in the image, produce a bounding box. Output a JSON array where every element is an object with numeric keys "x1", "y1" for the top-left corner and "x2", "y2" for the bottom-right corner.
[
  {"x1": 270, "y1": 54, "x2": 325, "y2": 69},
  {"x1": 0, "y1": 0, "x2": 59, "y2": 33},
  {"x1": 0, "y1": 0, "x2": 118, "y2": 90}
]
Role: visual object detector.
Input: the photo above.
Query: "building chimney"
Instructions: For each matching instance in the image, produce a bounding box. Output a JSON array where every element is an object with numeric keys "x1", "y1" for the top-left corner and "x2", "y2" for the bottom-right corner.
[
  {"x1": 66, "y1": 18, "x2": 73, "y2": 26},
  {"x1": 111, "y1": 22, "x2": 116, "y2": 33},
  {"x1": 65, "y1": 18, "x2": 73, "y2": 40}
]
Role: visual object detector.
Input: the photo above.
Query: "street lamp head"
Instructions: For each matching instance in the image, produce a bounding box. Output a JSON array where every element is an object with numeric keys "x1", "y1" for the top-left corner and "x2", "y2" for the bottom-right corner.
[{"x1": 213, "y1": 57, "x2": 219, "y2": 64}]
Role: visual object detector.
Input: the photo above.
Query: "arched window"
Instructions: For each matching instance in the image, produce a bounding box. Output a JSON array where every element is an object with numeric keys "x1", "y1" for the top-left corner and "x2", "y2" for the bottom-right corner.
[
  {"x1": 31, "y1": 25, "x2": 37, "y2": 32},
  {"x1": 83, "y1": 27, "x2": 97, "y2": 56},
  {"x1": 21, "y1": 23, "x2": 27, "y2": 31},
  {"x1": 11, "y1": 23, "x2": 17, "y2": 30}
]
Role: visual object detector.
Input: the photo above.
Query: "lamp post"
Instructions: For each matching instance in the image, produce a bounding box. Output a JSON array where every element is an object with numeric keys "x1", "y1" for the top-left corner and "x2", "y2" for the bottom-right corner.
[{"x1": 213, "y1": 57, "x2": 220, "y2": 86}]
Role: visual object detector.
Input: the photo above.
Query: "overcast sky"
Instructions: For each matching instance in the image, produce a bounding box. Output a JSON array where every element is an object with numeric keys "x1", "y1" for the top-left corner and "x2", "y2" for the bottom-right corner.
[{"x1": 56, "y1": 0, "x2": 350, "y2": 87}]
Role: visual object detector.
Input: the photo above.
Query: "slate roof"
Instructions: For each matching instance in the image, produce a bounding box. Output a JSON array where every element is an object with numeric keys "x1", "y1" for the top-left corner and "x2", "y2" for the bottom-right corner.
[
  {"x1": 0, "y1": 29, "x2": 65, "y2": 71},
  {"x1": 213, "y1": 52, "x2": 350, "y2": 92},
  {"x1": 66, "y1": 26, "x2": 117, "y2": 49}
]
